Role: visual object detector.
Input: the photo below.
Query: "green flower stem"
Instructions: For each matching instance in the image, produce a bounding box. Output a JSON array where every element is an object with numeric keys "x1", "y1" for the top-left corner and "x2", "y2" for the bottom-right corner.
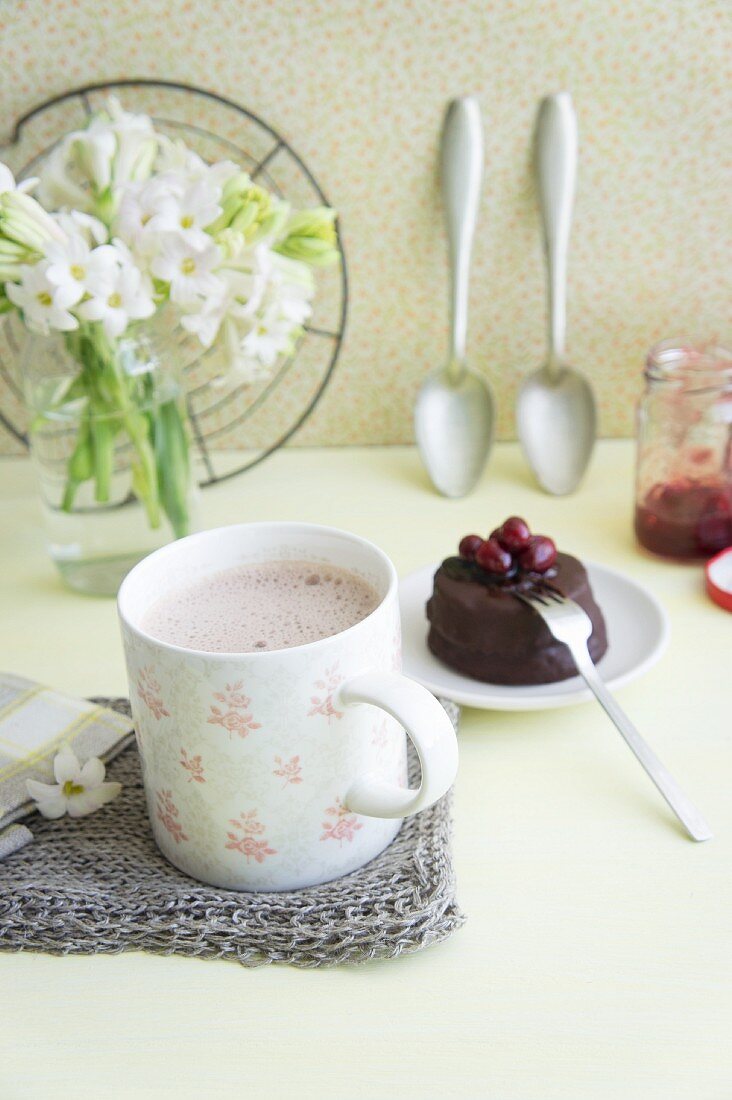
[
  {"x1": 55, "y1": 322, "x2": 190, "y2": 537},
  {"x1": 125, "y1": 402, "x2": 161, "y2": 531},
  {"x1": 150, "y1": 397, "x2": 191, "y2": 540},
  {"x1": 90, "y1": 414, "x2": 115, "y2": 502},
  {"x1": 61, "y1": 410, "x2": 93, "y2": 511}
]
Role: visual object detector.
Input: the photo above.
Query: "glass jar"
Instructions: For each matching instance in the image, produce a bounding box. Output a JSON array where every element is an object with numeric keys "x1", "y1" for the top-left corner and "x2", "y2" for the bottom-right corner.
[
  {"x1": 22, "y1": 317, "x2": 200, "y2": 595},
  {"x1": 634, "y1": 339, "x2": 732, "y2": 560}
]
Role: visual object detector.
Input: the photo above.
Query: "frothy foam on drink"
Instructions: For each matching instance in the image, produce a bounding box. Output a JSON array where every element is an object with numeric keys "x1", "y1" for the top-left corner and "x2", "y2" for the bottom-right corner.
[{"x1": 141, "y1": 560, "x2": 381, "y2": 653}]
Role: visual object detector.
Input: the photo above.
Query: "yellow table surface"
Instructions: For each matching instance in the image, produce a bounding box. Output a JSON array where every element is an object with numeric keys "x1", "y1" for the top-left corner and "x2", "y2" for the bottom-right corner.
[{"x1": 0, "y1": 442, "x2": 729, "y2": 1100}]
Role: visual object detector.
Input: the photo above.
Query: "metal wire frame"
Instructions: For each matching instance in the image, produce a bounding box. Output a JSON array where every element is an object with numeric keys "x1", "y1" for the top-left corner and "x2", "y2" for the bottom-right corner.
[{"x1": 0, "y1": 79, "x2": 348, "y2": 489}]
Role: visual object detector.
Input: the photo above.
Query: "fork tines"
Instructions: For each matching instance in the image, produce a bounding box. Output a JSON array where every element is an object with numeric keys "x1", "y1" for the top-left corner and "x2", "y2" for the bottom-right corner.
[{"x1": 516, "y1": 587, "x2": 563, "y2": 608}]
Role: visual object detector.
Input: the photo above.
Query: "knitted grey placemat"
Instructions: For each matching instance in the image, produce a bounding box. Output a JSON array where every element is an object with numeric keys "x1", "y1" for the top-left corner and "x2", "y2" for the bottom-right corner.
[{"x1": 0, "y1": 698, "x2": 464, "y2": 968}]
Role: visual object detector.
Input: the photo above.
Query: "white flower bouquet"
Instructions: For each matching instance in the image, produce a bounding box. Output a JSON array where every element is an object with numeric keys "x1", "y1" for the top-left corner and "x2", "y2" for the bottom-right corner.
[{"x1": 0, "y1": 98, "x2": 338, "y2": 540}]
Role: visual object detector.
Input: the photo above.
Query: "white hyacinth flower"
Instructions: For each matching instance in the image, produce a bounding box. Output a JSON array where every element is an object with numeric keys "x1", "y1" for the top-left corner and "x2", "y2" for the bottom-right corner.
[
  {"x1": 180, "y1": 290, "x2": 229, "y2": 348},
  {"x1": 156, "y1": 136, "x2": 238, "y2": 192},
  {"x1": 179, "y1": 244, "x2": 269, "y2": 350},
  {"x1": 235, "y1": 253, "x2": 313, "y2": 368},
  {"x1": 114, "y1": 176, "x2": 174, "y2": 243},
  {"x1": 146, "y1": 179, "x2": 222, "y2": 246},
  {"x1": 0, "y1": 162, "x2": 39, "y2": 196},
  {"x1": 269, "y1": 251, "x2": 315, "y2": 324},
  {"x1": 44, "y1": 233, "x2": 119, "y2": 307},
  {"x1": 240, "y1": 311, "x2": 296, "y2": 368},
  {"x1": 180, "y1": 242, "x2": 314, "y2": 383},
  {"x1": 77, "y1": 258, "x2": 155, "y2": 339},
  {"x1": 37, "y1": 140, "x2": 94, "y2": 214},
  {"x1": 220, "y1": 315, "x2": 275, "y2": 383},
  {"x1": 73, "y1": 121, "x2": 117, "y2": 192},
  {"x1": 0, "y1": 189, "x2": 66, "y2": 253},
  {"x1": 54, "y1": 209, "x2": 109, "y2": 246},
  {"x1": 37, "y1": 98, "x2": 158, "y2": 220},
  {"x1": 105, "y1": 98, "x2": 157, "y2": 187},
  {"x1": 72, "y1": 100, "x2": 155, "y2": 193},
  {"x1": 26, "y1": 745, "x2": 121, "y2": 820},
  {"x1": 150, "y1": 233, "x2": 222, "y2": 306},
  {"x1": 6, "y1": 262, "x2": 79, "y2": 333}
]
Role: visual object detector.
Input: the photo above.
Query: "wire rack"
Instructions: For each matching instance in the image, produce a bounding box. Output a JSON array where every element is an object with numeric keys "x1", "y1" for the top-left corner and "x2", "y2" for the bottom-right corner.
[{"x1": 0, "y1": 79, "x2": 348, "y2": 488}]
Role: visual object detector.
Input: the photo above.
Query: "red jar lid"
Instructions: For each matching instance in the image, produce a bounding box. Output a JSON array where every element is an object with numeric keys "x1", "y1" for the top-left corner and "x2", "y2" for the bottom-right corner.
[{"x1": 706, "y1": 547, "x2": 732, "y2": 611}]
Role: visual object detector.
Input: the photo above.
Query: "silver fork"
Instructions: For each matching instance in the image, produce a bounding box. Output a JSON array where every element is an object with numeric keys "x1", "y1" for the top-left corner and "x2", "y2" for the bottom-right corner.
[{"x1": 517, "y1": 589, "x2": 713, "y2": 842}]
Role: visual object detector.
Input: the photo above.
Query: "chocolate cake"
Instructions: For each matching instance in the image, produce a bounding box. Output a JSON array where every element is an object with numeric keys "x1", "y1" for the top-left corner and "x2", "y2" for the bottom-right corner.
[{"x1": 426, "y1": 518, "x2": 608, "y2": 685}]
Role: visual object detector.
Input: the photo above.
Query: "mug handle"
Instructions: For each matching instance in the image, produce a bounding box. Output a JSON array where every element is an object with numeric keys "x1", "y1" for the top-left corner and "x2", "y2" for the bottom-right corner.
[{"x1": 337, "y1": 672, "x2": 459, "y2": 819}]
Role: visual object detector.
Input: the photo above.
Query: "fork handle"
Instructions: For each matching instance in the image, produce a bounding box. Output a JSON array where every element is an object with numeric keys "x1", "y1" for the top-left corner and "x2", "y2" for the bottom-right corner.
[{"x1": 570, "y1": 645, "x2": 713, "y2": 842}]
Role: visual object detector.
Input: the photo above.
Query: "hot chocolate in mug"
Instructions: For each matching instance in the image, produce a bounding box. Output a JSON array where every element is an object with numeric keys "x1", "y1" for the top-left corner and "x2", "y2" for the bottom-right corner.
[{"x1": 117, "y1": 522, "x2": 459, "y2": 890}]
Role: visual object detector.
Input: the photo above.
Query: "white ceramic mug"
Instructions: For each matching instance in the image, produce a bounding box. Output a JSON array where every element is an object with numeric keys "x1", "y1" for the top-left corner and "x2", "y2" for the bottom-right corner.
[{"x1": 117, "y1": 522, "x2": 458, "y2": 891}]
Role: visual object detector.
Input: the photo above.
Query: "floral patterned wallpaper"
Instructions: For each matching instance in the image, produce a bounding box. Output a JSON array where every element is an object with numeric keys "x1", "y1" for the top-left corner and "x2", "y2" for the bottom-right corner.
[{"x1": 0, "y1": 0, "x2": 730, "y2": 451}]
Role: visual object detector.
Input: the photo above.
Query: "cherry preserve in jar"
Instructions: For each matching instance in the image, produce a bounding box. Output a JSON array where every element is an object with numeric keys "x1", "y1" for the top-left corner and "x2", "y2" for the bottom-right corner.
[{"x1": 635, "y1": 340, "x2": 732, "y2": 560}]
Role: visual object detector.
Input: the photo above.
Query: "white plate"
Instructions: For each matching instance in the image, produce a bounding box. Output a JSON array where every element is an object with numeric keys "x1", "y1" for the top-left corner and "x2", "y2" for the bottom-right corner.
[{"x1": 398, "y1": 562, "x2": 670, "y2": 710}]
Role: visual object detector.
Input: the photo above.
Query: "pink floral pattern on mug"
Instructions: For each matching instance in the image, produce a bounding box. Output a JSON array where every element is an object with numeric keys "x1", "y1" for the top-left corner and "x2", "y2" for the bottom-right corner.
[
  {"x1": 180, "y1": 748, "x2": 205, "y2": 784},
  {"x1": 137, "y1": 668, "x2": 170, "y2": 721},
  {"x1": 225, "y1": 810, "x2": 277, "y2": 863},
  {"x1": 273, "y1": 755, "x2": 302, "y2": 788},
  {"x1": 308, "y1": 663, "x2": 344, "y2": 722},
  {"x1": 371, "y1": 717, "x2": 390, "y2": 752},
  {"x1": 156, "y1": 789, "x2": 188, "y2": 844},
  {"x1": 320, "y1": 797, "x2": 363, "y2": 845},
  {"x1": 208, "y1": 681, "x2": 262, "y2": 738}
]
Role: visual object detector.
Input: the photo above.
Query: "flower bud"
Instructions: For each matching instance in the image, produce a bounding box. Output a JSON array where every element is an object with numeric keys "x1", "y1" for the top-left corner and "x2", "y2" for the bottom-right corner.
[
  {"x1": 0, "y1": 191, "x2": 65, "y2": 252},
  {"x1": 275, "y1": 207, "x2": 339, "y2": 266}
]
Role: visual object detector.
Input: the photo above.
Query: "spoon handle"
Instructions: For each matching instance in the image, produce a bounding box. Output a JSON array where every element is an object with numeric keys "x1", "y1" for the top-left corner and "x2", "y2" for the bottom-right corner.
[
  {"x1": 535, "y1": 92, "x2": 577, "y2": 375},
  {"x1": 441, "y1": 97, "x2": 483, "y2": 378}
]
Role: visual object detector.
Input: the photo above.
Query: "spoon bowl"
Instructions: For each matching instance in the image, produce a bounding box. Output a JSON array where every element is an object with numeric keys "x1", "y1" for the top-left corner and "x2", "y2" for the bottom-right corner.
[
  {"x1": 517, "y1": 365, "x2": 596, "y2": 496},
  {"x1": 414, "y1": 366, "x2": 494, "y2": 498}
]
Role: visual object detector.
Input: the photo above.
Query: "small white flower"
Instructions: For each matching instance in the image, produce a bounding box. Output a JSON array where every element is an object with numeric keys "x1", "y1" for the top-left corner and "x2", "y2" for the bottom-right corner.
[
  {"x1": 77, "y1": 122, "x2": 117, "y2": 191},
  {"x1": 146, "y1": 179, "x2": 221, "y2": 245},
  {"x1": 105, "y1": 98, "x2": 157, "y2": 187},
  {"x1": 180, "y1": 243, "x2": 313, "y2": 381},
  {"x1": 220, "y1": 316, "x2": 273, "y2": 383},
  {"x1": 26, "y1": 745, "x2": 121, "y2": 820},
  {"x1": 6, "y1": 262, "x2": 79, "y2": 334},
  {"x1": 72, "y1": 101, "x2": 154, "y2": 193},
  {"x1": 150, "y1": 233, "x2": 222, "y2": 306},
  {"x1": 239, "y1": 273, "x2": 312, "y2": 370},
  {"x1": 180, "y1": 245, "x2": 269, "y2": 350},
  {"x1": 77, "y1": 259, "x2": 155, "y2": 338},
  {"x1": 180, "y1": 290, "x2": 228, "y2": 348},
  {"x1": 44, "y1": 233, "x2": 119, "y2": 307},
  {"x1": 37, "y1": 140, "x2": 94, "y2": 213},
  {"x1": 107, "y1": 236, "x2": 138, "y2": 268},
  {"x1": 0, "y1": 190, "x2": 66, "y2": 252},
  {"x1": 114, "y1": 176, "x2": 172, "y2": 243},
  {"x1": 0, "y1": 161, "x2": 39, "y2": 195},
  {"x1": 240, "y1": 308, "x2": 298, "y2": 368},
  {"x1": 269, "y1": 252, "x2": 315, "y2": 325},
  {"x1": 54, "y1": 209, "x2": 109, "y2": 246},
  {"x1": 37, "y1": 98, "x2": 158, "y2": 218},
  {"x1": 155, "y1": 137, "x2": 237, "y2": 192},
  {"x1": 225, "y1": 242, "x2": 272, "y2": 312}
]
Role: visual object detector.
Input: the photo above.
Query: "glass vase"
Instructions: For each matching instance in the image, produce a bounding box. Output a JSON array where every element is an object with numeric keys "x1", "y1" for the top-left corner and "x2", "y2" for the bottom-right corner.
[{"x1": 22, "y1": 318, "x2": 200, "y2": 595}]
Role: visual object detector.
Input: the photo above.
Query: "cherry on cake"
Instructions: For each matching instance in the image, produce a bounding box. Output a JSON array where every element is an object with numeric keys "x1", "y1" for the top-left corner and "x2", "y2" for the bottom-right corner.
[{"x1": 427, "y1": 517, "x2": 608, "y2": 685}]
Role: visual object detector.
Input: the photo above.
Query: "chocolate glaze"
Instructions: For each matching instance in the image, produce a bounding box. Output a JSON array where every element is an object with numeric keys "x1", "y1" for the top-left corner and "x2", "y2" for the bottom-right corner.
[{"x1": 426, "y1": 553, "x2": 608, "y2": 685}]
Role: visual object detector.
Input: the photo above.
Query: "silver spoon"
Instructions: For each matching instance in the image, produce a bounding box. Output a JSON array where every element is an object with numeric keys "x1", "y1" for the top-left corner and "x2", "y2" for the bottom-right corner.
[
  {"x1": 517, "y1": 92, "x2": 596, "y2": 496},
  {"x1": 414, "y1": 97, "x2": 494, "y2": 498}
]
